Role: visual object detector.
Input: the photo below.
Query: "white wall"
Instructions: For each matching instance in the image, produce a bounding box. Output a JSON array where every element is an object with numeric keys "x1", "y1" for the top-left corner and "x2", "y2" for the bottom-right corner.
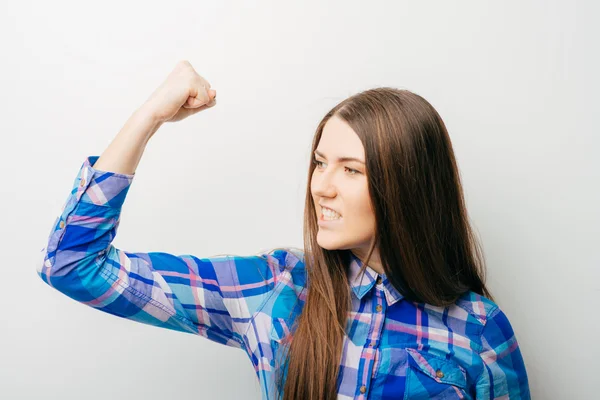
[{"x1": 1, "y1": 1, "x2": 597, "y2": 399}]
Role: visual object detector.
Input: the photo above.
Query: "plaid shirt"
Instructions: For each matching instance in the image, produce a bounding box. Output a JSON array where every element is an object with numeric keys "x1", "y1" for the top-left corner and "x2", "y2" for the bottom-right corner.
[{"x1": 37, "y1": 156, "x2": 530, "y2": 400}]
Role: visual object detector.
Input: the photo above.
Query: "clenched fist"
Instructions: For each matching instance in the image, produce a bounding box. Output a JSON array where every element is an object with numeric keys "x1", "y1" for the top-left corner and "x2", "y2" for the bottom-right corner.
[{"x1": 142, "y1": 60, "x2": 217, "y2": 125}]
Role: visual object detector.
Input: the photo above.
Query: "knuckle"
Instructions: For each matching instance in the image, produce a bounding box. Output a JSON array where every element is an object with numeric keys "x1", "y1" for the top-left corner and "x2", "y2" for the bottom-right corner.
[{"x1": 194, "y1": 77, "x2": 207, "y2": 93}]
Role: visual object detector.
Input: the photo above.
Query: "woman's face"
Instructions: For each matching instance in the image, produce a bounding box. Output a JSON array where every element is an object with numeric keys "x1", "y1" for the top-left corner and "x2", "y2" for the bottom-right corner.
[{"x1": 311, "y1": 116, "x2": 376, "y2": 256}]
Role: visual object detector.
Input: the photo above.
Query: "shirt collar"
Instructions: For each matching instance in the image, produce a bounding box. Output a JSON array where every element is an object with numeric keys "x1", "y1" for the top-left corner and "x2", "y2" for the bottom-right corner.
[{"x1": 348, "y1": 251, "x2": 404, "y2": 306}]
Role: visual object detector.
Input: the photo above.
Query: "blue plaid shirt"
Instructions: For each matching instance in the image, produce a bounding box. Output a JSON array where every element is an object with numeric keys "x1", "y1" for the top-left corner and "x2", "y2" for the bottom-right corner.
[{"x1": 37, "y1": 156, "x2": 530, "y2": 399}]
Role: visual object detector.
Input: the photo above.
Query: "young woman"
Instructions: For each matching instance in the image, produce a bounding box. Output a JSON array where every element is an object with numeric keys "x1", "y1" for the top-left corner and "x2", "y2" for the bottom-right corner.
[{"x1": 37, "y1": 61, "x2": 530, "y2": 400}]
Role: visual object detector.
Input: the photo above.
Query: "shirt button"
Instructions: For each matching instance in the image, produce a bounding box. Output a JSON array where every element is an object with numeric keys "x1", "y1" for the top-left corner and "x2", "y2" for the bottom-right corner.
[
  {"x1": 368, "y1": 341, "x2": 376, "y2": 347},
  {"x1": 59, "y1": 220, "x2": 65, "y2": 229},
  {"x1": 376, "y1": 276, "x2": 382, "y2": 285},
  {"x1": 436, "y1": 370, "x2": 444, "y2": 379},
  {"x1": 376, "y1": 304, "x2": 383, "y2": 312},
  {"x1": 359, "y1": 385, "x2": 367, "y2": 394},
  {"x1": 80, "y1": 178, "x2": 86, "y2": 187}
]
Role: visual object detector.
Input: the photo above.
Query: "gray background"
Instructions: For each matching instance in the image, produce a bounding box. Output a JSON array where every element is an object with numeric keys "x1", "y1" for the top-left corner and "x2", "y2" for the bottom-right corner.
[{"x1": 1, "y1": 0, "x2": 597, "y2": 399}]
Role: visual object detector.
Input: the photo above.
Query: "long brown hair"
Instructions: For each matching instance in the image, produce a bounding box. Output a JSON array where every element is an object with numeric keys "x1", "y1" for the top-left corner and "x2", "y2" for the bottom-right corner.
[{"x1": 276, "y1": 87, "x2": 493, "y2": 399}]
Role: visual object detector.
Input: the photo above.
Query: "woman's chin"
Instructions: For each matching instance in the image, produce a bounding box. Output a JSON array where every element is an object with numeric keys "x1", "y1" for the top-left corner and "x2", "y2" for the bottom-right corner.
[{"x1": 316, "y1": 233, "x2": 345, "y2": 250}]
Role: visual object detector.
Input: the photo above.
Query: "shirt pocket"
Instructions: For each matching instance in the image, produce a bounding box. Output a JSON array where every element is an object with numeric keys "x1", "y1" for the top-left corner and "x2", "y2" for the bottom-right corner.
[{"x1": 404, "y1": 348, "x2": 472, "y2": 400}]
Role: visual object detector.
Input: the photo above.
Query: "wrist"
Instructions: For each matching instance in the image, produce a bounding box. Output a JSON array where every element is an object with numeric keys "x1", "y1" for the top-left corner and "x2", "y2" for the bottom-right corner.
[{"x1": 136, "y1": 102, "x2": 165, "y2": 126}]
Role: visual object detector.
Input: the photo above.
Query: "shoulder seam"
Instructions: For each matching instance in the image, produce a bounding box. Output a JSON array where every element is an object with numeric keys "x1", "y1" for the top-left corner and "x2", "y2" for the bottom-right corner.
[
  {"x1": 455, "y1": 295, "x2": 490, "y2": 326},
  {"x1": 472, "y1": 305, "x2": 503, "y2": 383},
  {"x1": 483, "y1": 304, "x2": 501, "y2": 326},
  {"x1": 241, "y1": 249, "x2": 294, "y2": 343}
]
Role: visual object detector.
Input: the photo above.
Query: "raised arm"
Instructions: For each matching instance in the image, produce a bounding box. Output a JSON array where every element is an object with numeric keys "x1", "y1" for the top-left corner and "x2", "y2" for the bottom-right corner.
[
  {"x1": 36, "y1": 61, "x2": 293, "y2": 350},
  {"x1": 92, "y1": 59, "x2": 217, "y2": 176}
]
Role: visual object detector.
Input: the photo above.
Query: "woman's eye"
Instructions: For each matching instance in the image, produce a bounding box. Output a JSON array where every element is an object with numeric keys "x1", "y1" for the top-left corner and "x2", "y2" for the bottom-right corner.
[
  {"x1": 313, "y1": 159, "x2": 359, "y2": 175},
  {"x1": 313, "y1": 159, "x2": 325, "y2": 168}
]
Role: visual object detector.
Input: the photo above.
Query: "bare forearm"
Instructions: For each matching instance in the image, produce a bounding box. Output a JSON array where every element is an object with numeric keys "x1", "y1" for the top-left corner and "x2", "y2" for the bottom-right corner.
[{"x1": 92, "y1": 107, "x2": 162, "y2": 175}]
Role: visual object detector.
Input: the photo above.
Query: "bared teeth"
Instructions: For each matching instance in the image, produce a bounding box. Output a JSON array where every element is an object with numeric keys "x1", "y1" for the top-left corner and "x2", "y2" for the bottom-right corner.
[{"x1": 322, "y1": 207, "x2": 342, "y2": 220}]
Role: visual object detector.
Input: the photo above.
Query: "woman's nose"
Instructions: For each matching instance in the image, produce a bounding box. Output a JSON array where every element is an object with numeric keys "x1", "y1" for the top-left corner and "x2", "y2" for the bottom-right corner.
[{"x1": 312, "y1": 173, "x2": 336, "y2": 198}]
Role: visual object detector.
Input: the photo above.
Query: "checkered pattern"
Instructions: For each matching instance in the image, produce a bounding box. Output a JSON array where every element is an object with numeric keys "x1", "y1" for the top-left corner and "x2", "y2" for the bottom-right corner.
[{"x1": 37, "y1": 156, "x2": 530, "y2": 399}]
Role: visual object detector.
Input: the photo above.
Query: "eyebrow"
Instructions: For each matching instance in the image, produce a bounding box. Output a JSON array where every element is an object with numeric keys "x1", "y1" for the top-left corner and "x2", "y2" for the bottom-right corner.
[{"x1": 314, "y1": 150, "x2": 365, "y2": 165}]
